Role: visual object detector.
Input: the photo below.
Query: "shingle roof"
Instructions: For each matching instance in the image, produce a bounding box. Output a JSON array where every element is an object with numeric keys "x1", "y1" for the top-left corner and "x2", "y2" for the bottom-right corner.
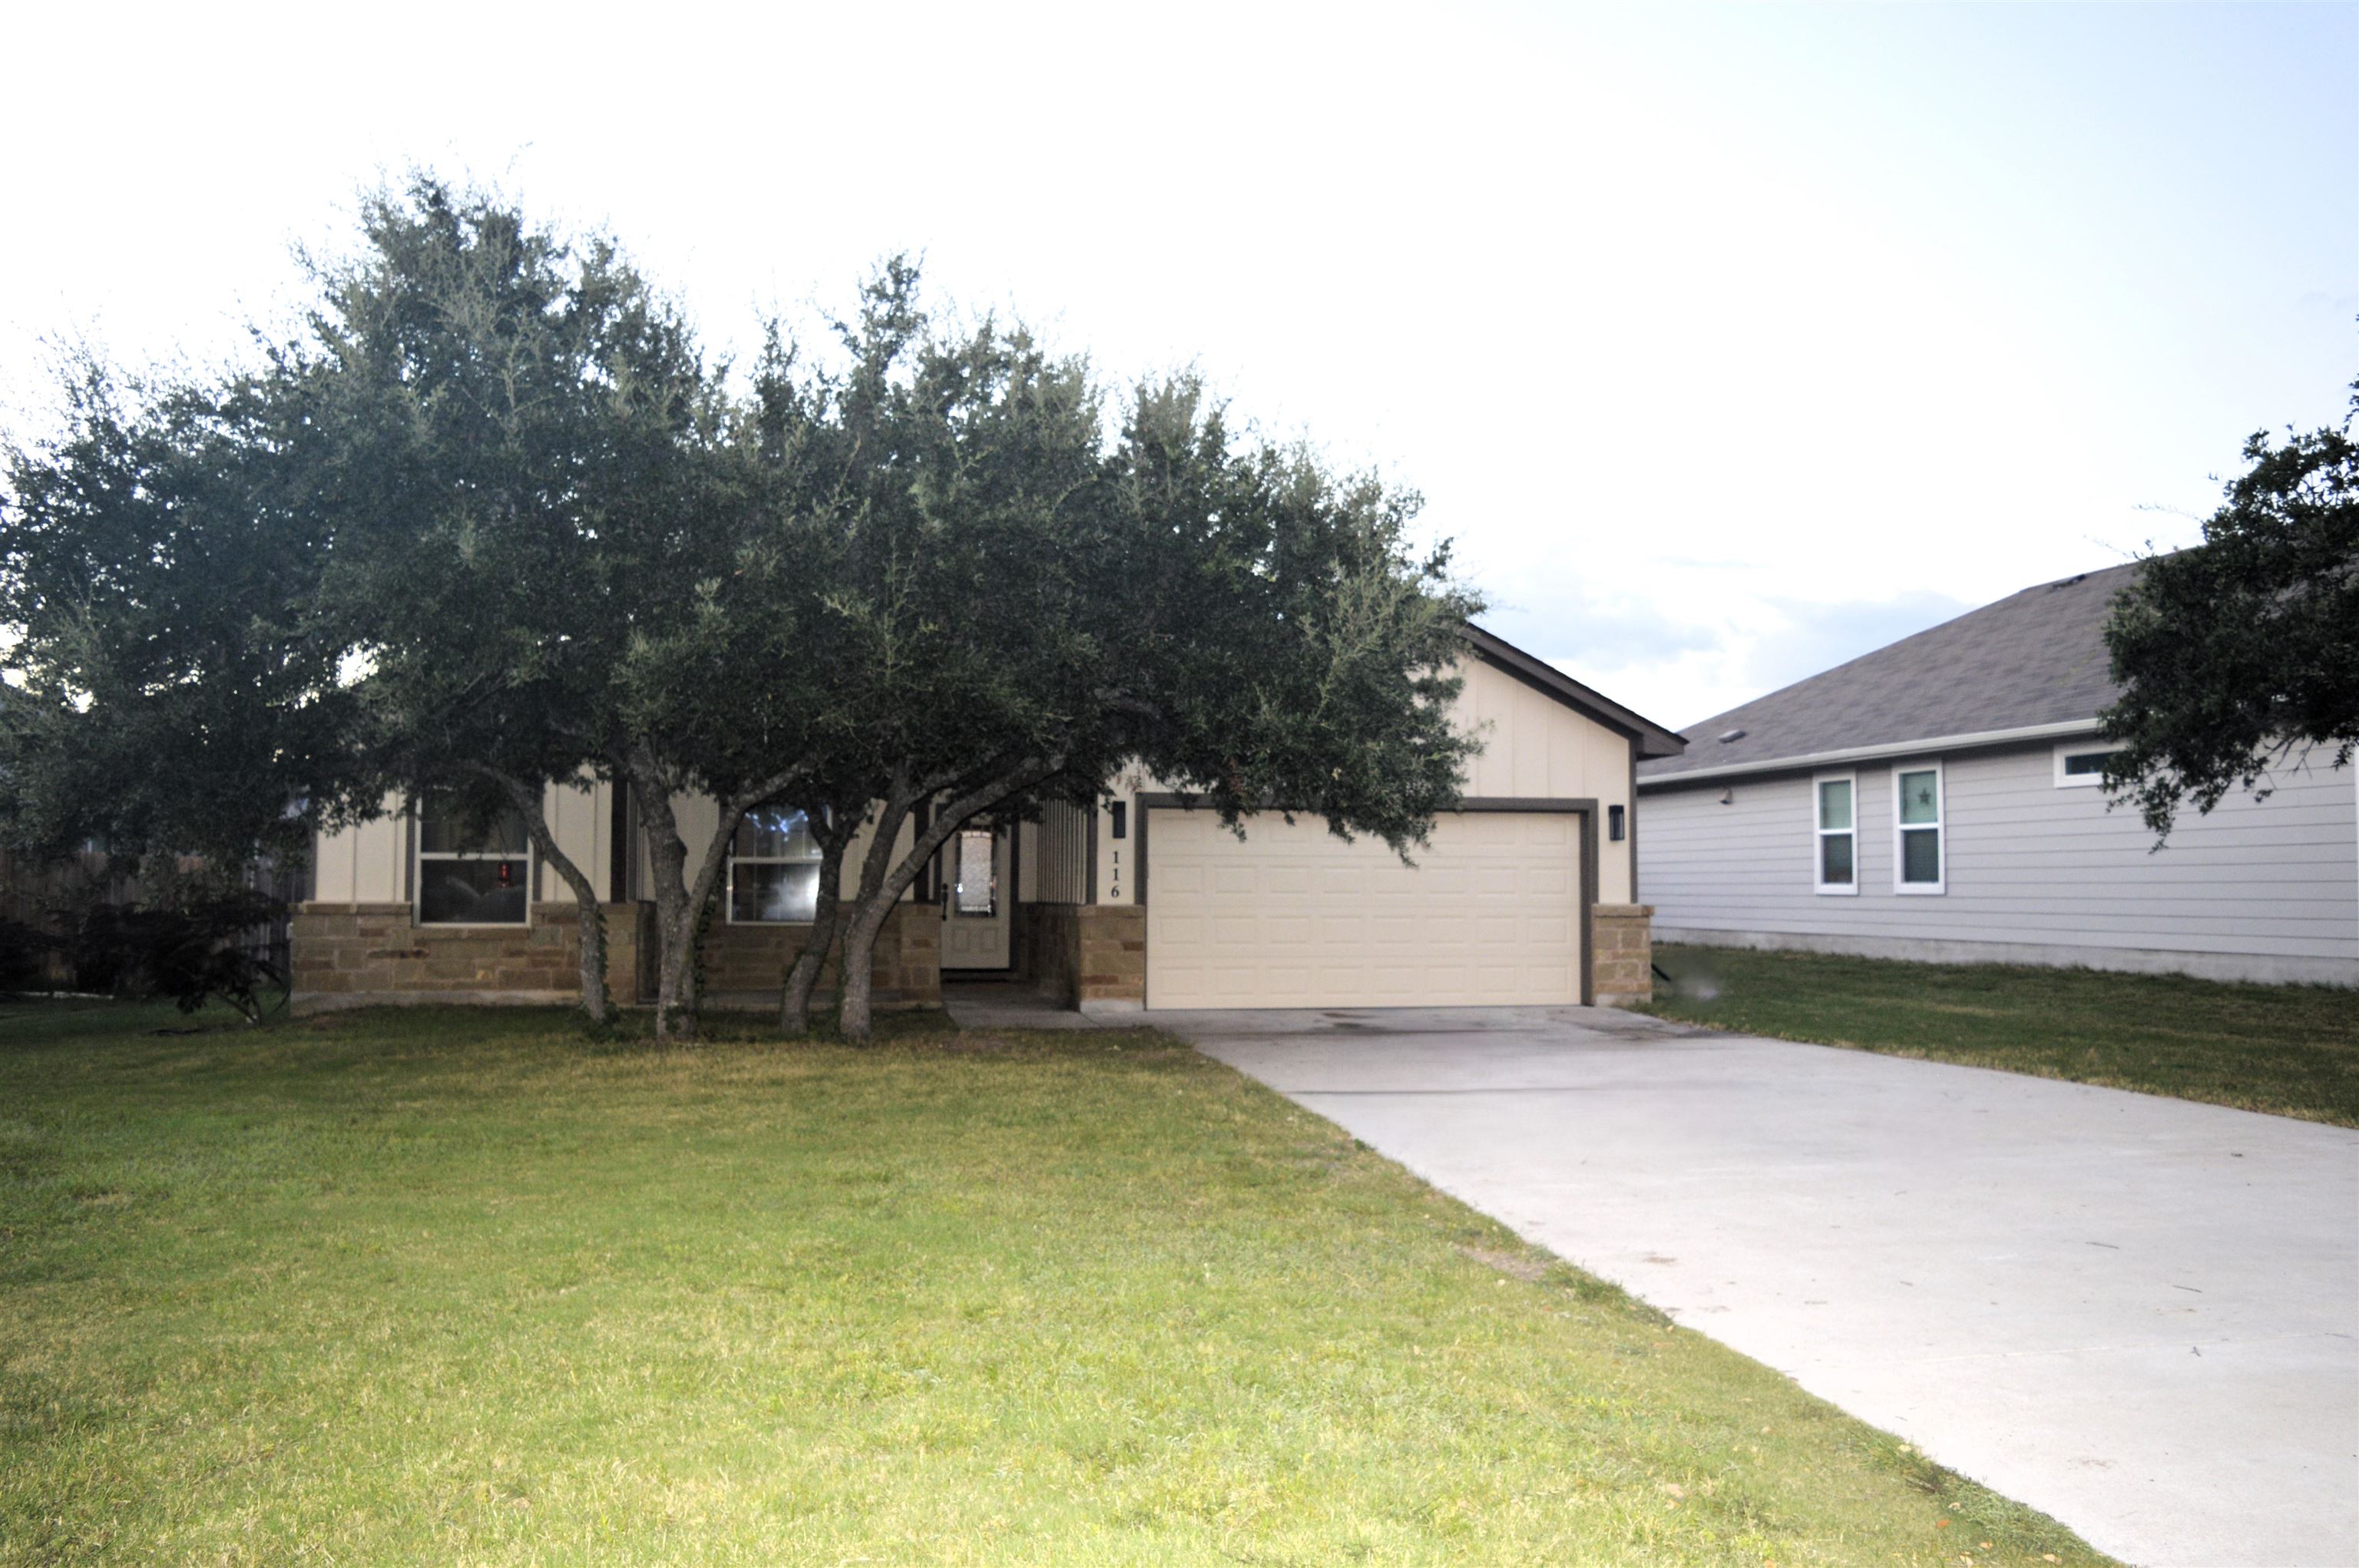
[{"x1": 1637, "y1": 561, "x2": 2141, "y2": 781}]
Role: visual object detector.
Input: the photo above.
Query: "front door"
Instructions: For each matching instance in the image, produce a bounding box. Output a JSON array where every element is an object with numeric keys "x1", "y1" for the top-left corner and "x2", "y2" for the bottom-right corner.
[{"x1": 940, "y1": 821, "x2": 1012, "y2": 970}]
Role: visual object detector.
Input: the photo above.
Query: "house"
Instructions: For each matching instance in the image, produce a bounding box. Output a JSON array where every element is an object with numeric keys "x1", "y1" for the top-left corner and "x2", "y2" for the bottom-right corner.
[
  {"x1": 1636, "y1": 563, "x2": 2359, "y2": 987},
  {"x1": 291, "y1": 626, "x2": 1687, "y2": 1014}
]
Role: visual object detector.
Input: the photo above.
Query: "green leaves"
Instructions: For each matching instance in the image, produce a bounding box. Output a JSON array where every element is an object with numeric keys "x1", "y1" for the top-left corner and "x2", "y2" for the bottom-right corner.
[{"x1": 2101, "y1": 392, "x2": 2358, "y2": 839}]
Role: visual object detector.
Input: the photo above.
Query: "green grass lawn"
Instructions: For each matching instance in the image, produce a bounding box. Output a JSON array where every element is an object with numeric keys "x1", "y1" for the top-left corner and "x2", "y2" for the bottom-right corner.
[
  {"x1": 1646, "y1": 944, "x2": 2359, "y2": 1127},
  {"x1": 0, "y1": 1001, "x2": 2108, "y2": 1566}
]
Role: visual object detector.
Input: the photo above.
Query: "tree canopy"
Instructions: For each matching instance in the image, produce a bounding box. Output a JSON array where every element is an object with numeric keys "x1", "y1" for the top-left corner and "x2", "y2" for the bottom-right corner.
[
  {"x1": 2102, "y1": 386, "x2": 2358, "y2": 838},
  {"x1": 1, "y1": 177, "x2": 1485, "y2": 1040}
]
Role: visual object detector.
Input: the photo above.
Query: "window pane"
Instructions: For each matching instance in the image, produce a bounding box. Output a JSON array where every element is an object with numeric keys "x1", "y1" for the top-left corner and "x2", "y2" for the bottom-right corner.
[
  {"x1": 1818, "y1": 779, "x2": 1852, "y2": 831},
  {"x1": 1820, "y1": 832, "x2": 1854, "y2": 885},
  {"x1": 419, "y1": 858, "x2": 529, "y2": 923},
  {"x1": 1897, "y1": 770, "x2": 1940, "y2": 825},
  {"x1": 730, "y1": 861, "x2": 819, "y2": 922},
  {"x1": 1901, "y1": 826, "x2": 1941, "y2": 884},
  {"x1": 955, "y1": 828, "x2": 997, "y2": 915},
  {"x1": 2063, "y1": 751, "x2": 2109, "y2": 776},
  {"x1": 734, "y1": 808, "x2": 819, "y2": 861},
  {"x1": 419, "y1": 803, "x2": 530, "y2": 855}
]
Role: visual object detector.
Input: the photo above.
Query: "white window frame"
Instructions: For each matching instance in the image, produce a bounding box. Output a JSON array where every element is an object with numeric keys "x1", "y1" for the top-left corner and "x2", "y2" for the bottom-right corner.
[
  {"x1": 413, "y1": 799, "x2": 535, "y2": 928},
  {"x1": 1891, "y1": 760, "x2": 1947, "y2": 895},
  {"x1": 726, "y1": 807, "x2": 825, "y2": 925},
  {"x1": 2053, "y1": 739, "x2": 2120, "y2": 789},
  {"x1": 1811, "y1": 770, "x2": 1859, "y2": 896}
]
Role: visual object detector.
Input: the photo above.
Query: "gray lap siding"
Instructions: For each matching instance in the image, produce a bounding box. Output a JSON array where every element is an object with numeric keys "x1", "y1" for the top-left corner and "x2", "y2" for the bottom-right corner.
[{"x1": 1637, "y1": 741, "x2": 2359, "y2": 982}]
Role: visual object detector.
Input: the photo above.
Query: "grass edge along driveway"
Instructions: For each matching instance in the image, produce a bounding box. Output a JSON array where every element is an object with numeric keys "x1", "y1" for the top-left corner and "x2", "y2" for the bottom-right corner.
[
  {"x1": 1644, "y1": 942, "x2": 2359, "y2": 1128},
  {"x1": 1, "y1": 1001, "x2": 2110, "y2": 1566}
]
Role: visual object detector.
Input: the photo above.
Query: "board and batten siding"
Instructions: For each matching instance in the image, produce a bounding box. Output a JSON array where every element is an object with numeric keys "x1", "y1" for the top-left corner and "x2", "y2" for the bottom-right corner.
[
  {"x1": 313, "y1": 777, "x2": 616, "y2": 907},
  {"x1": 1094, "y1": 655, "x2": 1639, "y2": 908},
  {"x1": 1638, "y1": 741, "x2": 2359, "y2": 986}
]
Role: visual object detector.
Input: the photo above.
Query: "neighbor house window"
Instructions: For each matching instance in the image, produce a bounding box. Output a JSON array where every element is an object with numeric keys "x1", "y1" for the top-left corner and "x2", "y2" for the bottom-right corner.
[
  {"x1": 729, "y1": 808, "x2": 824, "y2": 922},
  {"x1": 1813, "y1": 773, "x2": 1857, "y2": 895},
  {"x1": 2054, "y1": 741, "x2": 2119, "y2": 789},
  {"x1": 416, "y1": 800, "x2": 531, "y2": 925},
  {"x1": 1893, "y1": 763, "x2": 1945, "y2": 893}
]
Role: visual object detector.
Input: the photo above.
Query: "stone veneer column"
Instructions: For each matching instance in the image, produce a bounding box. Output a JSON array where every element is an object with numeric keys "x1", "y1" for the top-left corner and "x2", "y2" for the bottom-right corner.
[
  {"x1": 1074, "y1": 905, "x2": 1146, "y2": 1010},
  {"x1": 1590, "y1": 902, "x2": 1656, "y2": 1007}
]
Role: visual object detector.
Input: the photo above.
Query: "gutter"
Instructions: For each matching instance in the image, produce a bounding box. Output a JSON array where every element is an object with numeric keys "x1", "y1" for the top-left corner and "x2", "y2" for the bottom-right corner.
[{"x1": 1636, "y1": 718, "x2": 2104, "y2": 789}]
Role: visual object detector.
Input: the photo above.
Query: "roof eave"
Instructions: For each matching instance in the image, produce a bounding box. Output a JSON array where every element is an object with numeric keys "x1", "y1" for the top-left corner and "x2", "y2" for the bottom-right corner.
[{"x1": 1634, "y1": 717, "x2": 2105, "y2": 787}]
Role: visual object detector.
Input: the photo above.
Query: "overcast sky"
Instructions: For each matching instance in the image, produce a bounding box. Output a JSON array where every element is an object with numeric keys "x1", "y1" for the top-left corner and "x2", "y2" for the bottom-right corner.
[{"x1": 5, "y1": 2, "x2": 2352, "y2": 729}]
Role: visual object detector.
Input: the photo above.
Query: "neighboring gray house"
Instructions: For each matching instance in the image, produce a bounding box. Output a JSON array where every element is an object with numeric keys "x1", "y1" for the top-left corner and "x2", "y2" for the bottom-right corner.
[{"x1": 1636, "y1": 563, "x2": 2359, "y2": 987}]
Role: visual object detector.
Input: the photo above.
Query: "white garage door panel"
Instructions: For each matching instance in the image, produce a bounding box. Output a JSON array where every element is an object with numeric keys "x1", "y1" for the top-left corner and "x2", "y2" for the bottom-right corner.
[{"x1": 1146, "y1": 810, "x2": 1583, "y2": 1009}]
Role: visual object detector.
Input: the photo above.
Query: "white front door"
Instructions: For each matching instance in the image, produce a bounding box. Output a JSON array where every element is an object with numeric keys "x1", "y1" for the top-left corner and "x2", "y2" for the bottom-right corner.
[{"x1": 940, "y1": 822, "x2": 1012, "y2": 970}]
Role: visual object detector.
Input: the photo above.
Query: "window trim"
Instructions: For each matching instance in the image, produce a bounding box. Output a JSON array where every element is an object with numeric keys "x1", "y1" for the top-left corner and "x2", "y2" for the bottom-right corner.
[
  {"x1": 2053, "y1": 739, "x2": 2119, "y2": 789},
  {"x1": 1891, "y1": 760, "x2": 1947, "y2": 895},
  {"x1": 1811, "y1": 770, "x2": 1859, "y2": 896},
  {"x1": 413, "y1": 798, "x2": 535, "y2": 928},
  {"x1": 726, "y1": 807, "x2": 825, "y2": 925}
]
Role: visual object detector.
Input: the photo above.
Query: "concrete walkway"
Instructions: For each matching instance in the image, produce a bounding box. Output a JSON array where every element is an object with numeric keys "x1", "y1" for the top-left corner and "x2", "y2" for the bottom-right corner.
[{"x1": 1151, "y1": 1003, "x2": 2359, "y2": 1568}]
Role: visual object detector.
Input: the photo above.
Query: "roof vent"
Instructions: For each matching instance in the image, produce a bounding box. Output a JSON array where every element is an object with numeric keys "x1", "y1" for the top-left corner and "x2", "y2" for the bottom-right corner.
[
  {"x1": 2047, "y1": 573, "x2": 2088, "y2": 591},
  {"x1": 1717, "y1": 727, "x2": 1747, "y2": 744}
]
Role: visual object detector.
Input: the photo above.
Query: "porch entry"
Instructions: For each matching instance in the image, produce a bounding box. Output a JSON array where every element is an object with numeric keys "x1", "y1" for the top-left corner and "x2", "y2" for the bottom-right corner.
[{"x1": 940, "y1": 819, "x2": 1012, "y2": 970}]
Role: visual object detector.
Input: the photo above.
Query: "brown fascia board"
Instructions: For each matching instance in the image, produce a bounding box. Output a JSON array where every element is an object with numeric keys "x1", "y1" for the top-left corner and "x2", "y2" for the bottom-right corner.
[{"x1": 1460, "y1": 624, "x2": 1689, "y2": 759}]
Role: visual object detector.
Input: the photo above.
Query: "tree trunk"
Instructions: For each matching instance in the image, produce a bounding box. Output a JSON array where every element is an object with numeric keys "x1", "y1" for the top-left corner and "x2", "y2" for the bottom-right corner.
[
  {"x1": 780, "y1": 806, "x2": 857, "y2": 1032},
  {"x1": 833, "y1": 793, "x2": 915, "y2": 1044},
  {"x1": 482, "y1": 768, "x2": 610, "y2": 1027},
  {"x1": 833, "y1": 758, "x2": 1060, "y2": 1043},
  {"x1": 632, "y1": 776, "x2": 700, "y2": 1040},
  {"x1": 623, "y1": 750, "x2": 807, "y2": 1040}
]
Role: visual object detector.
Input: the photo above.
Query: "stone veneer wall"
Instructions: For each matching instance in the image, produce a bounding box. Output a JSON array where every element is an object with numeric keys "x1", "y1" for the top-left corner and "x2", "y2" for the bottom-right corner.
[
  {"x1": 1591, "y1": 902, "x2": 1655, "y2": 1007},
  {"x1": 292, "y1": 898, "x2": 937, "y2": 1011},
  {"x1": 1017, "y1": 902, "x2": 1144, "y2": 1009},
  {"x1": 695, "y1": 903, "x2": 940, "y2": 1009},
  {"x1": 291, "y1": 900, "x2": 647, "y2": 1011}
]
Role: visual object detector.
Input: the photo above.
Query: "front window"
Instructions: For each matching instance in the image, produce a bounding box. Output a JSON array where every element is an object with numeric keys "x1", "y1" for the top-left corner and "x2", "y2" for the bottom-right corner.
[
  {"x1": 1814, "y1": 774, "x2": 1856, "y2": 895},
  {"x1": 417, "y1": 801, "x2": 531, "y2": 925},
  {"x1": 1894, "y1": 765, "x2": 1944, "y2": 893},
  {"x1": 729, "y1": 808, "x2": 823, "y2": 922}
]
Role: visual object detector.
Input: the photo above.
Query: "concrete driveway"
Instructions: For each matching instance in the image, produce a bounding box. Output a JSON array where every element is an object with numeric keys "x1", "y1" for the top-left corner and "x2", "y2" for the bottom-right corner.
[{"x1": 1160, "y1": 1003, "x2": 2359, "y2": 1568}]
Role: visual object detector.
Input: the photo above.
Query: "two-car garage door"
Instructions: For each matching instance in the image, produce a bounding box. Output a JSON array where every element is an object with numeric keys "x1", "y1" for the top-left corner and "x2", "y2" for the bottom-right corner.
[{"x1": 1144, "y1": 809, "x2": 1585, "y2": 1009}]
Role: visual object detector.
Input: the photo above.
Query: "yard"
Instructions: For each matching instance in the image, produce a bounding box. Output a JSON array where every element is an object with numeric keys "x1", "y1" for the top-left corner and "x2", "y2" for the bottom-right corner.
[
  {"x1": 0, "y1": 1001, "x2": 2109, "y2": 1566},
  {"x1": 1646, "y1": 944, "x2": 2359, "y2": 1127}
]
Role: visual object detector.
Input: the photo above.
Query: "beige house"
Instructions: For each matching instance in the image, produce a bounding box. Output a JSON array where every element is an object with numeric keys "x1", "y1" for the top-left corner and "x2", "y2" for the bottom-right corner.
[{"x1": 293, "y1": 627, "x2": 1686, "y2": 1014}]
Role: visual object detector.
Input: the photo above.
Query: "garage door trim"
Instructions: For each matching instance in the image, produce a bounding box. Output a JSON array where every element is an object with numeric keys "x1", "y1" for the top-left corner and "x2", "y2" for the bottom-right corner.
[{"x1": 1133, "y1": 794, "x2": 1601, "y2": 1007}]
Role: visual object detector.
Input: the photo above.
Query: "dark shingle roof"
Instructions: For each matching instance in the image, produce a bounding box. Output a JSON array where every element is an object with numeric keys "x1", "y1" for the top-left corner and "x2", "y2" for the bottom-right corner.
[{"x1": 1638, "y1": 561, "x2": 2140, "y2": 781}]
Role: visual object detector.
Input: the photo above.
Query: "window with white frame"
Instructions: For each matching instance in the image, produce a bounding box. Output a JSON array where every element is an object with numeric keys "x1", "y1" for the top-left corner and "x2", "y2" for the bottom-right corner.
[
  {"x1": 1813, "y1": 773, "x2": 1857, "y2": 894},
  {"x1": 1893, "y1": 763, "x2": 1945, "y2": 892},
  {"x1": 416, "y1": 799, "x2": 532, "y2": 925},
  {"x1": 2054, "y1": 741, "x2": 2119, "y2": 788},
  {"x1": 729, "y1": 808, "x2": 824, "y2": 922}
]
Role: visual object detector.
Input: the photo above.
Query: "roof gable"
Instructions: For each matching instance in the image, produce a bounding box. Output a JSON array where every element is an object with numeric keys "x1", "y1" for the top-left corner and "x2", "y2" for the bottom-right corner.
[{"x1": 1462, "y1": 624, "x2": 1688, "y2": 759}]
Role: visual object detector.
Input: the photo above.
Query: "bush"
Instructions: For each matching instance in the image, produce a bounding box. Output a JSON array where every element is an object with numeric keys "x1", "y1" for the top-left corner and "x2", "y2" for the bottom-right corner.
[
  {"x1": 0, "y1": 919, "x2": 57, "y2": 995},
  {"x1": 71, "y1": 891, "x2": 288, "y2": 1023}
]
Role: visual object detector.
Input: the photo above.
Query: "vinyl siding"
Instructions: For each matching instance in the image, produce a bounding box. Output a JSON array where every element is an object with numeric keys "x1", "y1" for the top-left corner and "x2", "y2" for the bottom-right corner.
[{"x1": 1639, "y1": 742, "x2": 2359, "y2": 974}]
